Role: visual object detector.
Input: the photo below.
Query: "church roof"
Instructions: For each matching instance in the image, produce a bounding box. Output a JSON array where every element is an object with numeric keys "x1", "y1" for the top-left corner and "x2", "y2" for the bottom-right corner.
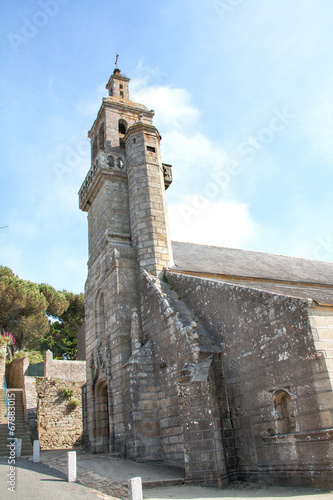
[{"x1": 171, "y1": 241, "x2": 333, "y2": 287}]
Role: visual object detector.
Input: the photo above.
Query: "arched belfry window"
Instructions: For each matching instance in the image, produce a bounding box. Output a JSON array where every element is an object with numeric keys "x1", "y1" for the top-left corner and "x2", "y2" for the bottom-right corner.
[
  {"x1": 98, "y1": 123, "x2": 105, "y2": 151},
  {"x1": 95, "y1": 291, "x2": 105, "y2": 339},
  {"x1": 273, "y1": 390, "x2": 295, "y2": 434},
  {"x1": 118, "y1": 119, "x2": 127, "y2": 135}
]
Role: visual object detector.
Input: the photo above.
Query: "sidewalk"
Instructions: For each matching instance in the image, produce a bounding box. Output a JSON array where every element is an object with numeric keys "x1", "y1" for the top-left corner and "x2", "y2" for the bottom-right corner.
[
  {"x1": 38, "y1": 448, "x2": 185, "y2": 498},
  {"x1": 35, "y1": 449, "x2": 333, "y2": 500}
]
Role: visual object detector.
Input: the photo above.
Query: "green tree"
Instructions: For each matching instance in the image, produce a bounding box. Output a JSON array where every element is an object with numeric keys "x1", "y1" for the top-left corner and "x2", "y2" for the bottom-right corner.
[
  {"x1": 40, "y1": 292, "x2": 85, "y2": 359},
  {"x1": 39, "y1": 283, "x2": 69, "y2": 317},
  {"x1": 0, "y1": 266, "x2": 69, "y2": 351}
]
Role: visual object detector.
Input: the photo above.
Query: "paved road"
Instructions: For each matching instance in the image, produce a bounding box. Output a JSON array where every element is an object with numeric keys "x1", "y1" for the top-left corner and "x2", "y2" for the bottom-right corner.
[{"x1": 0, "y1": 457, "x2": 101, "y2": 500}]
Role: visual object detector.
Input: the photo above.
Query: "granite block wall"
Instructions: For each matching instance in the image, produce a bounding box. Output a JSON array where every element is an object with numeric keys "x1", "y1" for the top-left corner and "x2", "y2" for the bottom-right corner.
[
  {"x1": 44, "y1": 350, "x2": 86, "y2": 383},
  {"x1": 166, "y1": 272, "x2": 333, "y2": 488},
  {"x1": 36, "y1": 377, "x2": 84, "y2": 449}
]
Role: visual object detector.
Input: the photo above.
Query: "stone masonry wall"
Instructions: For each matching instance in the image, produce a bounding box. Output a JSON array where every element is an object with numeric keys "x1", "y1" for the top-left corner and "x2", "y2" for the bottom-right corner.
[
  {"x1": 77, "y1": 321, "x2": 86, "y2": 360},
  {"x1": 138, "y1": 271, "x2": 228, "y2": 483},
  {"x1": 123, "y1": 341, "x2": 163, "y2": 461},
  {"x1": 126, "y1": 122, "x2": 173, "y2": 275},
  {"x1": 309, "y1": 305, "x2": 333, "y2": 389},
  {"x1": 84, "y1": 241, "x2": 138, "y2": 454},
  {"x1": 167, "y1": 272, "x2": 333, "y2": 489},
  {"x1": 6, "y1": 356, "x2": 29, "y2": 388},
  {"x1": 36, "y1": 377, "x2": 83, "y2": 449},
  {"x1": 23, "y1": 375, "x2": 38, "y2": 441},
  {"x1": 44, "y1": 350, "x2": 86, "y2": 383}
]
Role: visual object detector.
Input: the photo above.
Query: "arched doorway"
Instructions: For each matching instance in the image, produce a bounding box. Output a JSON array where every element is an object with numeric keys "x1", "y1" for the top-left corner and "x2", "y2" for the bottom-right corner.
[{"x1": 95, "y1": 379, "x2": 109, "y2": 452}]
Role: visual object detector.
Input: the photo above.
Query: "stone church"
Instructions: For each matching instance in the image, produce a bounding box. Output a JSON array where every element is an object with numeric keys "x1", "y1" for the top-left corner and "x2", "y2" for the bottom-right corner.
[{"x1": 79, "y1": 68, "x2": 333, "y2": 488}]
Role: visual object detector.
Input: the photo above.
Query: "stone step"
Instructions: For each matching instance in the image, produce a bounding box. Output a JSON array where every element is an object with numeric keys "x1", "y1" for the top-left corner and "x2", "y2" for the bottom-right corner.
[
  {"x1": 6, "y1": 410, "x2": 25, "y2": 414},
  {"x1": 2, "y1": 424, "x2": 27, "y2": 430},
  {"x1": 0, "y1": 442, "x2": 32, "y2": 451},
  {"x1": 0, "y1": 442, "x2": 32, "y2": 450},
  {"x1": 1, "y1": 418, "x2": 27, "y2": 426},
  {"x1": 0, "y1": 389, "x2": 32, "y2": 456},
  {"x1": 142, "y1": 478, "x2": 186, "y2": 489},
  {"x1": 0, "y1": 436, "x2": 32, "y2": 455},
  {"x1": 0, "y1": 429, "x2": 30, "y2": 437},
  {"x1": 0, "y1": 432, "x2": 31, "y2": 440},
  {"x1": 0, "y1": 441, "x2": 32, "y2": 450},
  {"x1": 0, "y1": 449, "x2": 32, "y2": 457}
]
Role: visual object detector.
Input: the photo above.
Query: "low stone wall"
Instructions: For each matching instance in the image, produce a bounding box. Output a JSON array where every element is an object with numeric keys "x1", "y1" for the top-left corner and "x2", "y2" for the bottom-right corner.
[
  {"x1": 6, "y1": 357, "x2": 29, "y2": 388},
  {"x1": 44, "y1": 350, "x2": 86, "y2": 382},
  {"x1": 36, "y1": 377, "x2": 84, "y2": 449}
]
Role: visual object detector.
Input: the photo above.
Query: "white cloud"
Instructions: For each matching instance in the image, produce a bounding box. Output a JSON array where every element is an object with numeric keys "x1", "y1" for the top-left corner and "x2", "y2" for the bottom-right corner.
[
  {"x1": 162, "y1": 130, "x2": 228, "y2": 172},
  {"x1": 131, "y1": 76, "x2": 233, "y2": 194},
  {"x1": 130, "y1": 78, "x2": 257, "y2": 248},
  {"x1": 131, "y1": 80, "x2": 200, "y2": 131},
  {"x1": 168, "y1": 196, "x2": 255, "y2": 248},
  {"x1": 301, "y1": 79, "x2": 333, "y2": 166}
]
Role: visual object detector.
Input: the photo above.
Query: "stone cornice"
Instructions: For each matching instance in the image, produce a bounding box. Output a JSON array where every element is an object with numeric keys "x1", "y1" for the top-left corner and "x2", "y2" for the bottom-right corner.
[
  {"x1": 79, "y1": 165, "x2": 127, "y2": 212},
  {"x1": 125, "y1": 121, "x2": 161, "y2": 141},
  {"x1": 106, "y1": 74, "x2": 130, "y2": 87}
]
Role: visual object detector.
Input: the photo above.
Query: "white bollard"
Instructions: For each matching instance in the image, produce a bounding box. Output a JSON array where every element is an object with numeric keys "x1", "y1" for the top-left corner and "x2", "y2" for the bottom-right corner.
[
  {"x1": 67, "y1": 451, "x2": 77, "y2": 483},
  {"x1": 33, "y1": 440, "x2": 40, "y2": 463},
  {"x1": 128, "y1": 477, "x2": 143, "y2": 500},
  {"x1": 15, "y1": 438, "x2": 22, "y2": 457}
]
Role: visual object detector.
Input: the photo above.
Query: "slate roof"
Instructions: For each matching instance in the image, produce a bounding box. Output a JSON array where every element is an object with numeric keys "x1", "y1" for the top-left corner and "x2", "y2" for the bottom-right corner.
[{"x1": 171, "y1": 241, "x2": 333, "y2": 287}]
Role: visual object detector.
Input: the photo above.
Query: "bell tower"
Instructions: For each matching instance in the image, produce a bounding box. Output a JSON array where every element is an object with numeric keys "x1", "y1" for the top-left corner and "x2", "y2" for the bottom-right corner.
[
  {"x1": 79, "y1": 67, "x2": 173, "y2": 273},
  {"x1": 79, "y1": 66, "x2": 173, "y2": 453}
]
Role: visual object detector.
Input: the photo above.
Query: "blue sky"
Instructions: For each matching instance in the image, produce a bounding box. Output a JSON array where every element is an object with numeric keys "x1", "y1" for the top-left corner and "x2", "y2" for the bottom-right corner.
[{"x1": 1, "y1": 0, "x2": 333, "y2": 293}]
